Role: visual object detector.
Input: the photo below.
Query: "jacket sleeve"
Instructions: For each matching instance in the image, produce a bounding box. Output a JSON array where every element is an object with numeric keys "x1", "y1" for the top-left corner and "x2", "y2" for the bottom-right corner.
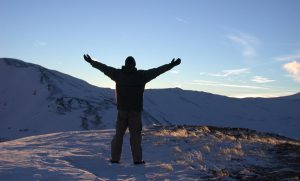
[
  {"x1": 90, "y1": 60, "x2": 118, "y2": 81},
  {"x1": 144, "y1": 63, "x2": 175, "y2": 83}
]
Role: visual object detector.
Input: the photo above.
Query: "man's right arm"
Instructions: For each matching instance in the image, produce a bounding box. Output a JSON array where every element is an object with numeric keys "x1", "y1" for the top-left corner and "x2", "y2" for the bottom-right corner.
[{"x1": 83, "y1": 54, "x2": 118, "y2": 81}]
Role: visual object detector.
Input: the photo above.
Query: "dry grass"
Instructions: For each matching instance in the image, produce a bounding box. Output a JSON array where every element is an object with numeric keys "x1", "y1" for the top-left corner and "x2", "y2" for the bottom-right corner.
[
  {"x1": 160, "y1": 163, "x2": 174, "y2": 172},
  {"x1": 151, "y1": 126, "x2": 212, "y2": 139},
  {"x1": 183, "y1": 150, "x2": 204, "y2": 165},
  {"x1": 225, "y1": 134, "x2": 237, "y2": 141},
  {"x1": 203, "y1": 144, "x2": 211, "y2": 153},
  {"x1": 193, "y1": 151, "x2": 203, "y2": 163},
  {"x1": 154, "y1": 128, "x2": 189, "y2": 138},
  {"x1": 199, "y1": 164, "x2": 207, "y2": 172},
  {"x1": 153, "y1": 139, "x2": 169, "y2": 146},
  {"x1": 248, "y1": 136, "x2": 286, "y2": 145},
  {"x1": 148, "y1": 125, "x2": 300, "y2": 180},
  {"x1": 196, "y1": 126, "x2": 210, "y2": 133},
  {"x1": 212, "y1": 168, "x2": 229, "y2": 177},
  {"x1": 173, "y1": 146, "x2": 182, "y2": 153},
  {"x1": 218, "y1": 144, "x2": 244, "y2": 158}
]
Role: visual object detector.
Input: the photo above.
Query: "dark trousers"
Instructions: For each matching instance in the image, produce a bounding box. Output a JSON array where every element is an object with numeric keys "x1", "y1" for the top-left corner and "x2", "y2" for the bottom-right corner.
[{"x1": 111, "y1": 110, "x2": 142, "y2": 162}]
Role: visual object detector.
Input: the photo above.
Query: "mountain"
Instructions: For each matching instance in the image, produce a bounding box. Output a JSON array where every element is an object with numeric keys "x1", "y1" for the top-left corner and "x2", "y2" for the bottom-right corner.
[
  {"x1": 1, "y1": 58, "x2": 300, "y2": 141},
  {"x1": 283, "y1": 92, "x2": 300, "y2": 99},
  {"x1": 0, "y1": 58, "x2": 116, "y2": 141},
  {"x1": 1, "y1": 126, "x2": 299, "y2": 180}
]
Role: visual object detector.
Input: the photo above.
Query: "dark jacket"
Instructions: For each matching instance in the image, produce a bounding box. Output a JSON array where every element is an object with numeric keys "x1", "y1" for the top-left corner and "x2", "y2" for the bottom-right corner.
[{"x1": 90, "y1": 61, "x2": 175, "y2": 111}]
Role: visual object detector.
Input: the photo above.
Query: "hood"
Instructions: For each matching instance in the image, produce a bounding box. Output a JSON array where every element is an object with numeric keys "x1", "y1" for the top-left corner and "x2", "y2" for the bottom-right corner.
[{"x1": 121, "y1": 65, "x2": 137, "y2": 74}]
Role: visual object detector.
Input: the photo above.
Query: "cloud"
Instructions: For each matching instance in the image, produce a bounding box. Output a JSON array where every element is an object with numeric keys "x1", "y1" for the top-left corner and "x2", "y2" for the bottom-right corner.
[
  {"x1": 175, "y1": 17, "x2": 188, "y2": 24},
  {"x1": 251, "y1": 76, "x2": 276, "y2": 83},
  {"x1": 283, "y1": 61, "x2": 300, "y2": 82},
  {"x1": 191, "y1": 80, "x2": 269, "y2": 90},
  {"x1": 192, "y1": 80, "x2": 217, "y2": 84},
  {"x1": 274, "y1": 53, "x2": 300, "y2": 62},
  {"x1": 226, "y1": 32, "x2": 259, "y2": 57},
  {"x1": 232, "y1": 91, "x2": 298, "y2": 98},
  {"x1": 34, "y1": 40, "x2": 47, "y2": 47},
  {"x1": 207, "y1": 68, "x2": 249, "y2": 77}
]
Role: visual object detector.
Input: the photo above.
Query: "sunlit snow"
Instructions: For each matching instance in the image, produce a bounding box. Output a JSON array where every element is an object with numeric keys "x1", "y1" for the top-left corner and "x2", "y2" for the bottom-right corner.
[{"x1": 1, "y1": 126, "x2": 299, "y2": 180}]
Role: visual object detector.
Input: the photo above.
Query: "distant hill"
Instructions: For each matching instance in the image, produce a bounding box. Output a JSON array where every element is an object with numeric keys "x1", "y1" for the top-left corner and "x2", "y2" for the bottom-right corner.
[{"x1": 1, "y1": 58, "x2": 299, "y2": 141}]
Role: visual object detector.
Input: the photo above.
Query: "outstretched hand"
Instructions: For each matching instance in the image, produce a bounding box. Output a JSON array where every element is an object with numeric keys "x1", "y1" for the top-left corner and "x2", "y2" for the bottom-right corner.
[
  {"x1": 83, "y1": 54, "x2": 93, "y2": 63},
  {"x1": 171, "y1": 58, "x2": 181, "y2": 66}
]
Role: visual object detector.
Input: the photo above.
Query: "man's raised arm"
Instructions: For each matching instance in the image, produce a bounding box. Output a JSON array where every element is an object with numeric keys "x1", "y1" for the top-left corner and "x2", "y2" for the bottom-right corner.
[
  {"x1": 144, "y1": 58, "x2": 181, "y2": 83},
  {"x1": 83, "y1": 54, "x2": 118, "y2": 81}
]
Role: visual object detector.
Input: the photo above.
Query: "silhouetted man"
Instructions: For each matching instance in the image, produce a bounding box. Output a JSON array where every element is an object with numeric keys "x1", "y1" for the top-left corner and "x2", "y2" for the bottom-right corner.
[{"x1": 83, "y1": 54, "x2": 181, "y2": 164}]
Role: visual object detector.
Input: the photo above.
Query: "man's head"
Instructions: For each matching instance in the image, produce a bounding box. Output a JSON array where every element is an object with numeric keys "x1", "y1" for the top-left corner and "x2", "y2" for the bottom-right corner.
[{"x1": 125, "y1": 56, "x2": 136, "y2": 67}]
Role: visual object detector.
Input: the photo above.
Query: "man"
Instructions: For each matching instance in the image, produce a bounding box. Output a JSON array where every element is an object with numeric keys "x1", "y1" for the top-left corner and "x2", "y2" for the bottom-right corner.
[{"x1": 83, "y1": 54, "x2": 181, "y2": 164}]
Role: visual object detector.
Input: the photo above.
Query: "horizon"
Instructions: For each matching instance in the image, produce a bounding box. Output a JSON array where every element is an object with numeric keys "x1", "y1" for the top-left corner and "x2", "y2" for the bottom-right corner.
[
  {"x1": 2, "y1": 56, "x2": 299, "y2": 99},
  {"x1": 2, "y1": 57, "x2": 299, "y2": 99},
  {"x1": 1, "y1": 0, "x2": 300, "y2": 98}
]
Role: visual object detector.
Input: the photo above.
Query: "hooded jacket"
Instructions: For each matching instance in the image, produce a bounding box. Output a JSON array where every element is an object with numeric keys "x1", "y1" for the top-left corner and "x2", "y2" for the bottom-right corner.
[{"x1": 90, "y1": 61, "x2": 176, "y2": 111}]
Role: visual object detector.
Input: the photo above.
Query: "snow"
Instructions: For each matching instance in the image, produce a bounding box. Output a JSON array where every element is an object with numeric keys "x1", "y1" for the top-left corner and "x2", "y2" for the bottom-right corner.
[
  {"x1": 0, "y1": 126, "x2": 299, "y2": 180},
  {"x1": 144, "y1": 88, "x2": 300, "y2": 139},
  {"x1": 0, "y1": 58, "x2": 117, "y2": 141}
]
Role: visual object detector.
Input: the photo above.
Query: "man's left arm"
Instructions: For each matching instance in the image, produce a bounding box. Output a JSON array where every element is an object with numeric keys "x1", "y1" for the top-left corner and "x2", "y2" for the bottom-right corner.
[{"x1": 144, "y1": 58, "x2": 181, "y2": 83}]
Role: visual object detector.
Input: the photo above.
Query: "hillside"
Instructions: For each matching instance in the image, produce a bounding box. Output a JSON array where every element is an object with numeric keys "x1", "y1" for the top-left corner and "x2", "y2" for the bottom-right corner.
[
  {"x1": 0, "y1": 58, "x2": 300, "y2": 141},
  {"x1": 0, "y1": 126, "x2": 299, "y2": 180},
  {"x1": 0, "y1": 58, "x2": 116, "y2": 141}
]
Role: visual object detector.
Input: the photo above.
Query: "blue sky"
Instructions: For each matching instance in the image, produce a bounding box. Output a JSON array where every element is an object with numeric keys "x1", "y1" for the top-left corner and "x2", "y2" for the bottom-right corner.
[{"x1": 1, "y1": 0, "x2": 300, "y2": 97}]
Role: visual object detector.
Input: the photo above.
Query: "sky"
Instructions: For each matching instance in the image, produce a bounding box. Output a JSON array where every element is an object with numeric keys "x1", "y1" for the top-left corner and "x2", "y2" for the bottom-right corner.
[{"x1": 1, "y1": 0, "x2": 300, "y2": 98}]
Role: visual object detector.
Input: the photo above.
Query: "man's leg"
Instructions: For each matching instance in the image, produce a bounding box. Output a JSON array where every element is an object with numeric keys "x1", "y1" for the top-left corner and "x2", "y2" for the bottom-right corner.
[
  {"x1": 128, "y1": 111, "x2": 143, "y2": 163},
  {"x1": 111, "y1": 110, "x2": 128, "y2": 162}
]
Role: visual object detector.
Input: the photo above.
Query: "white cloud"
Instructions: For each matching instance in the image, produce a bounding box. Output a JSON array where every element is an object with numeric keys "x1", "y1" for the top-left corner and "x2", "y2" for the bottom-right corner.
[
  {"x1": 274, "y1": 53, "x2": 300, "y2": 62},
  {"x1": 175, "y1": 17, "x2": 188, "y2": 24},
  {"x1": 283, "y1": 61, "x2": 300, "y2": 82},
  {"x1": 226, "y1": 32, "x2": 259, "y2": 57},
  {"x1": 207, "y1": 68, "x2": 249, "y2": 77},
  {"x1": 191, "y1": 80, "x2": 269, "y2": 90},
  {"x1": 170, "y1": 70, "x2": 179, "y2": 74},
  {"x1": 232, "y1": 91, "x2": 298, "y2": 98},
  {"x1": 34, "y1": 40, "x2": 47, "y2": 47},
  {"x1": 192, "y1": 80, "x2": 217, "y2": 84},
  {"x1": 251, "y1": 76, "x2": 276, "y2": 83}
]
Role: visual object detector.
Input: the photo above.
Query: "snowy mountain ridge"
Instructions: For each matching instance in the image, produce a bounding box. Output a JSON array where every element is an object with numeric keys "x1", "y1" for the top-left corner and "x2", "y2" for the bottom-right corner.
[{"x1": 1, "y1": 58, "x2": 300, "y2": 141}]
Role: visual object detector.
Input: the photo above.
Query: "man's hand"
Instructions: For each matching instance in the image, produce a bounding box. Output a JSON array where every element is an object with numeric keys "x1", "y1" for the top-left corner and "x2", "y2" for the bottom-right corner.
[
  {"x1": 171, "y1": 58, "x2": 181, "y2": 66},
  {"x1": 83, "y1": 54, "x2": 93, "y2": 63}
]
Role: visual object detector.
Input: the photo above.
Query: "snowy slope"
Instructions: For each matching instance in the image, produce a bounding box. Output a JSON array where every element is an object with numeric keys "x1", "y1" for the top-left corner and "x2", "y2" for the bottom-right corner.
[
  {"x1": 1, "y1": 58, "x2": 300, "y2": 141},
  {"x1": 0, "y1": 58, "x2": 117, "y2": 141},
  {"x1": 143, "y1": 89, "x2": 300, "y2": 139},
  {"x1": 0, "y1": 126, "x2": 299, "y2": 180}
]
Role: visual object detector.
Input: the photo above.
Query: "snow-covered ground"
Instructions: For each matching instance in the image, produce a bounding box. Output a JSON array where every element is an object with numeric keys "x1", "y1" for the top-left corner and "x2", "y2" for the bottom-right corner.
[
  {"x1": 1, "y1": 58, "x2": 300, "y2": 141},
  {"x1": 0, "y1": 125, "x2": 299, "y2": 180}
]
